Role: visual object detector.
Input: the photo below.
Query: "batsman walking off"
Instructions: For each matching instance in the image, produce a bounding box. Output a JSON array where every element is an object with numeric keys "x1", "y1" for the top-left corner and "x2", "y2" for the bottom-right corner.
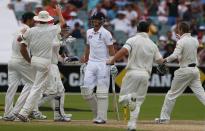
[
  {"x1": 155, "y1": 22, "x2": 205, "y2": 123},
  {"x1": 80, "y1": 12, "x2": 115, "y2": 124},
  {"x1": 107, "y1": 21, "x2": 164, "y2": 131}
]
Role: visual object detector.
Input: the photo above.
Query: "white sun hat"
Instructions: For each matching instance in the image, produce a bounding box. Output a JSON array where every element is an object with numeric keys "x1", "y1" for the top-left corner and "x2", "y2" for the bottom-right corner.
[{"x1": 33, "y1": 11, "x2": 54, "y2": 22}]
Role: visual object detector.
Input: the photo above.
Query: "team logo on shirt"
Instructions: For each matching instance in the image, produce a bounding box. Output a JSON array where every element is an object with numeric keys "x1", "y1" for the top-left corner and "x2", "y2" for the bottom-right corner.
[
  {"x1": 99, "y1": 33, "x2": 102, "y2": 40},
  {"x1": 110, "y1": 38, "x2": 112, "y2": 42},
  {"x1": 88, "y1": 35, "x2": 92, "y2": 39}
]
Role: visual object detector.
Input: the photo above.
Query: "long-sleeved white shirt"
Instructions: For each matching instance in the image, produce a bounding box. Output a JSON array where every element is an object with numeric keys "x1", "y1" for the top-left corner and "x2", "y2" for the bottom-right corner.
[{"x1": 166, "y1": 33, "x2": 199, "y2": 67}]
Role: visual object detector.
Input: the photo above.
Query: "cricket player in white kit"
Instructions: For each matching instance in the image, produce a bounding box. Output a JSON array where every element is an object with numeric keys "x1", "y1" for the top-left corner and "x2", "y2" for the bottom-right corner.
[
  {"x1": 33, "y1": 26, "x2": 72, "y2": 121},
  {"x1": 155, "y1": 22, "x2": 205, "y2": 123},
  {"x1": 3, "y1": 12, "x2": 36, "y2": 121},
  {"x1": 107, "y1": 21, "x2": 164, "y2": 131},
  {"x1": 17, "y1": 6, "x2": 65, "y2": 122},
  {"x1": 81, "y1": 12, "x2": 115, "y2": 124}
]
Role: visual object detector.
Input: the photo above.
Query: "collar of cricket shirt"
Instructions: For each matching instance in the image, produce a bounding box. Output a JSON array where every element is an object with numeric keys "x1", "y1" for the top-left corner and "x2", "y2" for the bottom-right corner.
[
  {"x1": 92, "y1": 26, "x2": 103, "y2": 35},
  {"x1": 37, "y1": 23, "x2": 50, "y2": 27},
  {"x1": 180, "y1": 33, "x2": 191, "y2": 39},
  {"x1": 137, "y1": 32, "x2": 149, "y2": 38}
]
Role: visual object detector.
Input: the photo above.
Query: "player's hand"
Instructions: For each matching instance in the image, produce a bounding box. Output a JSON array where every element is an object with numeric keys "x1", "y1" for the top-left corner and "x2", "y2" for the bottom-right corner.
[
  {"x1": 106, "y1": 60, "x2": 115, "y2": 65},
  {"x1": 80, "y1": 56, "x2": 88, "y2": 63},
  {"x1": 55, "y1": 4, "x2": 62, "y2": 15},
  {"x1": 163, "y1": 58, "x2": 167, "y2": 64}
]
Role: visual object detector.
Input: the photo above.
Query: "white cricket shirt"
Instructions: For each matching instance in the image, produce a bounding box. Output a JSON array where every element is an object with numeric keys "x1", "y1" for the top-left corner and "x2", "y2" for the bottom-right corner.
[
  {"x1": 23, "y1": 24, "x2": 61, "y2": 59},
  {"x1": 86, "y1": 26, "x2": 113, "y2": 62},
  {"x1": 123, "y1": 32, "x2": 162, "y2": 74}
]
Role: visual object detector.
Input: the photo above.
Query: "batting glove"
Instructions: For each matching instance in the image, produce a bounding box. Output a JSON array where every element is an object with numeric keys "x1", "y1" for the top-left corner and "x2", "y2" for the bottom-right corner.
[{"x1": 110, "y1": 65, "x2": 118, "y2": 77}]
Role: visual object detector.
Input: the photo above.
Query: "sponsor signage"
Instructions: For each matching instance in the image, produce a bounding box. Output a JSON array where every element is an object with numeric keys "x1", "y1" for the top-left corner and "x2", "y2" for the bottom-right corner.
[{"x1": 0, "y1": 64, "x2": 205, "y2": 93}]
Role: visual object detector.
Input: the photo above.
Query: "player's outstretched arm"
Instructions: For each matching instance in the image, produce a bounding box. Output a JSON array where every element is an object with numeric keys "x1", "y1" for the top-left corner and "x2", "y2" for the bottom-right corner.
[
  {"x1": 55, "y1": 5, "x2": 65, "y2": 27},
  {"x1": 107, "y1": 47, "x2": 128, "y2": 65},
  {"x1": 166, "y1": 42, "x2": 183, "y2": 63}
]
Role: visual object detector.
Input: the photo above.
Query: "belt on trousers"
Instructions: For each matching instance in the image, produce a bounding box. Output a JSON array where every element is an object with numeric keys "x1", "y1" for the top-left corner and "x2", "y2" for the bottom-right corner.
[{"x1": 188, "y1": 63, "x2": 196, "y2": 67}]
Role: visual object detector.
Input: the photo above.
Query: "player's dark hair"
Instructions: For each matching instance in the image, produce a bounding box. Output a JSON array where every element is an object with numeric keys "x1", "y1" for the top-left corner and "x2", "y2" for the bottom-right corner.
[
  {"x1": 178, "y1": 22, "x2": 190, "y2": 33},
  {"x1": 21, "y1": 12, "x2": 35, "y2": 23},
  {"x1": 91, "y1": 12, "x2": 105, "y2": 21},
  {"x1": 137, "y1": 21, "x2": 150, "y2": 33}
]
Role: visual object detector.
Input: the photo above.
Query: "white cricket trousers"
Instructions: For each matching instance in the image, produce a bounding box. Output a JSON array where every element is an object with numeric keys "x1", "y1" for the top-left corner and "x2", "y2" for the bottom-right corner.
[
  {"x1": 81, "y1": 61, "x2": 110, "y2": 120},
  {"x1": 33, "y1": 64, "x2": 66, "y2": 117},
  {"x1": 120, "y1": 70, "x2": 149, "y2": 123},
  {"x1": 44, "y1": 64, "x2": 65, "y2": 95},
  {"x1": 160, "y1": 67, "x2": 205, "y2": 120},
  {"x1": 4, "y1": 58, "x2": 34, "y2": 117},
  {"x1": 19, "y1": 56, "x2": 51, "y2": 117}
]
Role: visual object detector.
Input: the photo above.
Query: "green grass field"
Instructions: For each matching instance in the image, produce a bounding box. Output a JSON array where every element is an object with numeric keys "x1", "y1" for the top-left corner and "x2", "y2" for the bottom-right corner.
[{"x1": 0, "y1": 93, "x2": 205, "y2": 131}]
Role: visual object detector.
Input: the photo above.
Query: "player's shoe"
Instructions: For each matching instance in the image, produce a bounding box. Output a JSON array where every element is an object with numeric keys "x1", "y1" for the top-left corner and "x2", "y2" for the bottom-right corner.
[
  {"x1": 29, "y1": 111, "x2": 47, "y2": 120},
  {"x1": 93, "y1": 117, "x2": 106, "y2": 124},
  {"x1": 3, "y1": 115, "x2": 16, "y2": 121},
  {"x1": 15, "y1": 113, "x2": 30, "y2": 122},
  {"x1": 128, "y1": 93, "x2": 137, "y2": 111},
  {"x1": 154, "y1": 118, "x2": 169, "y2": 124},
  {"x1": 127, "y1": 121, "x2": 136, "y2": 131},
  {"x1": 0, "y1": 116, "x2": 3, "y2": 120},
  {"x1": 54, "y1": 115, "x2": 71, "y2": 122},
  {"x1": 63, "y1": 113, "x2": 72, "y2": 118}
]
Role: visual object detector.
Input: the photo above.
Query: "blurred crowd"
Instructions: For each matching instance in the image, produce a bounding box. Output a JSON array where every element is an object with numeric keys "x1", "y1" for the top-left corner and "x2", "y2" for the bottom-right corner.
[{"x1": 7, "y1": 0, "x2": 205, "y2": 65}]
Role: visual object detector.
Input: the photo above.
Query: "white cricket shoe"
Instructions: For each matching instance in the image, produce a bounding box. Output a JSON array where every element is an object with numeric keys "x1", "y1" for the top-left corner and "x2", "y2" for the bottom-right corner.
[
  {"x1": 54, "y1": 115, "x2": 71, "y2": 122},
  {"x1": 127, "y1": 121, "x2": 136, "y2": 131},
  {"x1": 0, "y1": 116, "x2": 3, "y2": 120},
  {"x1": 154, "y1": 118, "x2": 169, "y2": 124},
  {"x1": 3, "y1": 115, "x2": 16, "y2": 121},
  {"x1": 93, "y1": 117, "x2": 106, "y2": 124},
  {"x1": 63, "y1": 113, "x2": 72, "y2": 118},
  {"x1": 30, "y1": 111, "x2": 47, "y2": 120}
]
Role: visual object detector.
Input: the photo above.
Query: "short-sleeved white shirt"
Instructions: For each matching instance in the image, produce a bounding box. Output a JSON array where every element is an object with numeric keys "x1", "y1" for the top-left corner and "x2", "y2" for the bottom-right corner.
[
  {"x1": 11, "y1": 24, "x2": 29, "y2": 59},
  {"x1": 86, "y1": 26, "x2": 113, "y2": 62},
  {"x1": 23, "y1": 24, "x2": 61, "y2": 59},
  {"x1": 123, "y1": 32, "x2": 162, "y2": 75}
]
